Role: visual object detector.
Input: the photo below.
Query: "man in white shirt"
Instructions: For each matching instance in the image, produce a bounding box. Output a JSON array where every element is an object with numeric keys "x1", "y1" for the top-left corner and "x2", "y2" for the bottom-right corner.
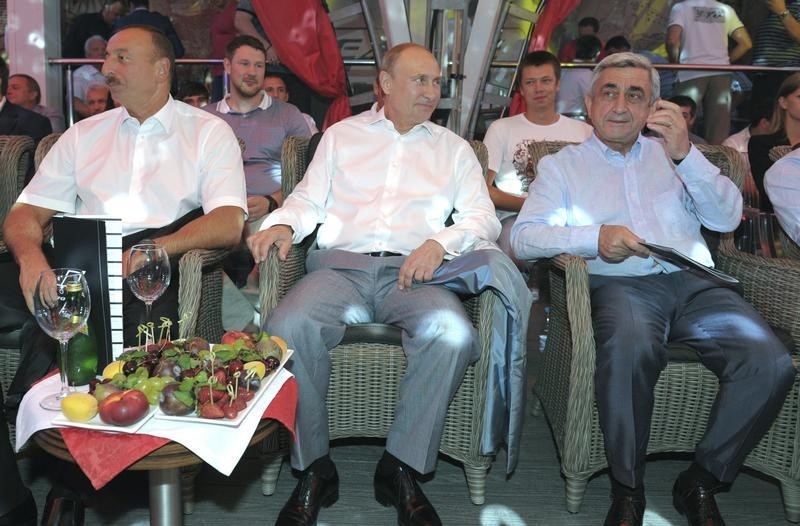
[
  {"x1": 483, "y1": 50, "x2": 592, "y2": 272},
  {"x1": 248, "y1": 43, "x2": 500, "y2": 526},
  {"x1": 512, "y1": 52, "x2": 793, "y2": 526},
  {"x1": 667, "y1": 0, "x2": 752, "y2": 144},
  {"x1": 4, "y1": 26, "x2": 247, "y2": 345},
  {"x1": 765, "y1": 146, "x2": 800, "y2": 245}
]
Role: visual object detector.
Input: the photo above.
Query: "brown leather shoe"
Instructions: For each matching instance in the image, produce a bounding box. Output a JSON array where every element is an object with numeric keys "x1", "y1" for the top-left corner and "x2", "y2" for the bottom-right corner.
[
  {"x1": 275, "y1": 465, "x2": 339, "y2": 526},
  {"x1": 672, "y1": 470, "x2": 726, "y2": 526},
  {"x1": 604, "y1": 494, "x2": 645, "y2": 526},
  {"x1": 374, "y1": 463, "x2": 441, "y2": 526}
]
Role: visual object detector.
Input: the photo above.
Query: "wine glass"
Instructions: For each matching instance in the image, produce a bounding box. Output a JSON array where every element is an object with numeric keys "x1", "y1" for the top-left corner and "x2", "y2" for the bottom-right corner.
[
  {"x1": 33, "y1": 268, "x2": 91, "y2": 410},
  {"x1": 126, "y1": 243, "x2": 171, "y2": 342}
]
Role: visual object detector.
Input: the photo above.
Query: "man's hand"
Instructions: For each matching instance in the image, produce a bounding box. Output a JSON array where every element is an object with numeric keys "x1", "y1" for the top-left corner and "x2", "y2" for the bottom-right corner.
[
  {"x1": 397, "y1": 239, "x2": 445, "y2": 290},
  {"x1": 646, "y1": 99, "x2": 691, "y2": 161},
  {"x1": 19, "y1": 261, "x2": 53, "y2": 313},
  {"x1": 247, "y1": 196, "x2": 270, "y2": 221},
  {"x1": 246, "y1": 224, "x2": 294, "y2": 263},
  {"x1": 598, "y1": 225, "x2": 649, "y2": 263}
]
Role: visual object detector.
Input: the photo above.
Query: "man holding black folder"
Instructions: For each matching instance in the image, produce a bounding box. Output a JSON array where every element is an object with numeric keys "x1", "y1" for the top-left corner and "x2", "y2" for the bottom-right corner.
[
  {"x1": 4, "y1": 25, "x2": 246, "y2": 347},
  {"x1": 512, "y1": 52, "x2": 795, "y2": 526}
]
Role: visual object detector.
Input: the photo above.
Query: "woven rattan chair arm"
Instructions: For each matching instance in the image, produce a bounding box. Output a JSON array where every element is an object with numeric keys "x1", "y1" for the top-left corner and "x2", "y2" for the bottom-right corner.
[{"x1": 177, "y1": 248, "x2": 230, "y2": 338}]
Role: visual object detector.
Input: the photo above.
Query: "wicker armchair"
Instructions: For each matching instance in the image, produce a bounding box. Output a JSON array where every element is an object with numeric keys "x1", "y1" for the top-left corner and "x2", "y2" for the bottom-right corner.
[
  {"x1": 530, "y1": 141, "x2": 800, "y2": 521},
  {"x1": 257, "y1": 136, "x2": 498, "y2": 505}
]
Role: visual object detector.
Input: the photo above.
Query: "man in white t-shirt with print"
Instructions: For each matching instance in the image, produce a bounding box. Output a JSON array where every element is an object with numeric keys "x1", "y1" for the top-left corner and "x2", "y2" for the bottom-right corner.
[
  {"x1": 483, "y1": 50, "x2": 593, "y2": 276},
  {"x1": 666, "y1": 0, "x2": 752, "y2": 145}
]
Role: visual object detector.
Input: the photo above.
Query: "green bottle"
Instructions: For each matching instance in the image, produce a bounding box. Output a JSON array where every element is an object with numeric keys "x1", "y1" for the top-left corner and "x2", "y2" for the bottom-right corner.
[{"x1": 64, "y1": 322, "x2": 98, "y2": 386}]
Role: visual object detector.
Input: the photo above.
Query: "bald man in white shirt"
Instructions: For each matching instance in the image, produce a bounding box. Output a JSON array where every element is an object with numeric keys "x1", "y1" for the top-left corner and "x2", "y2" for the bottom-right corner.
[{"x1": 248, "y1": 43, "x2": 499, "y2": 526}]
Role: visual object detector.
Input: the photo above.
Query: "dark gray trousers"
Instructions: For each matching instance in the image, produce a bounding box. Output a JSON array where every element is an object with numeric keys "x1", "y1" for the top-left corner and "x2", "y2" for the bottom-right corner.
[
  {"x1": 590, "y1": 271, "x2": 795, "y2": 488},
  {"x1": 266, "y1": 250, "x2": 479, "y2": 474}
]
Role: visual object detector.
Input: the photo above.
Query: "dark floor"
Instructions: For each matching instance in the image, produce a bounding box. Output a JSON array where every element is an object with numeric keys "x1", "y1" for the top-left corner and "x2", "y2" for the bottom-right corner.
[{"x1": 14, "y1": 300, "x2": 794, "y2": 525}]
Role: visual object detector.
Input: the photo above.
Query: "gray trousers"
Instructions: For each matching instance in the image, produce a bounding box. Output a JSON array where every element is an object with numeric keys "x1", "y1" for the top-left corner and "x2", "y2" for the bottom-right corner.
[
  {"x1": 266, "y1": 249, "x2": 479, "y2": 474},
  {"x1": 590, "y1": 271, "x2": 795, "y2": 488},
  {"x1": 673, "y1": 74, "x2": 731, "y2": 145}
]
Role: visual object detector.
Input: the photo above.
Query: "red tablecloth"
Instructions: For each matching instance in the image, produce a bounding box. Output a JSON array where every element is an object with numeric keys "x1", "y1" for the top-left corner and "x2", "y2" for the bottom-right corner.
[{"x1": 58, "y1": 378, "x2": 297, "y2": 489}]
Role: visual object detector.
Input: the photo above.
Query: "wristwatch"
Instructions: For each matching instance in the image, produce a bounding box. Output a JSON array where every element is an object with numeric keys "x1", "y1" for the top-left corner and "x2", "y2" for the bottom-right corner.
[{"x1": 780, "y1": 8, "x2": 791, "y2": 19}]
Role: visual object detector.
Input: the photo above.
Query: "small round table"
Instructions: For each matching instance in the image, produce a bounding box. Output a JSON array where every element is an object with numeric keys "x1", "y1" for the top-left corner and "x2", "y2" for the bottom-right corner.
[{"x1": 34, "y1": 419, "x2": 280, "y2": 526}]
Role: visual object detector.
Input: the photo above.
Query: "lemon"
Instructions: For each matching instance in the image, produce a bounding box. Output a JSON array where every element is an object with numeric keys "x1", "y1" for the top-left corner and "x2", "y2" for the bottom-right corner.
[
  {"x1": 61, "y1": 393, "x2": 98, "y2": 422},
  {"x1": 243, "y1": 361, "x2": 266, "y2": 379},
  {"x1": 269, "y1": 335, "x2": 288, "y2": 354},
  {"x1": 102, "y1": 360, "x2": 125, "y2": 380}
]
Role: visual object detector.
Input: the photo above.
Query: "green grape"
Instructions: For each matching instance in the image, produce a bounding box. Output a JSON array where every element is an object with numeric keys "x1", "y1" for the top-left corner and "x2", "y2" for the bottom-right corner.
[{"x1": 135, "y1": 366, "x2": 150, "y2": 378}]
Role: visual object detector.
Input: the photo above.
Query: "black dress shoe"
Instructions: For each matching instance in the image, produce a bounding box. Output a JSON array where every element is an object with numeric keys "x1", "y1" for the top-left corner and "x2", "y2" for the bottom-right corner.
[
  {"x1": 0, "y1": 489, "x2": 36, "y2": 526},
  {"x1": 275, "y1": 465, "x2": 339, "y2": 526},
  {"x1": 672, "y1": 470, "x2": 725, "y2": 526},
  {"x1": 41, "y1": 486, "x2": 83, "y2": 526},
  {"x1": 373, "y1": 463, "x2": 441, "y2": 526},
  {"x1": 604, "y1": 494, "x2": 645, "y2": 526}
]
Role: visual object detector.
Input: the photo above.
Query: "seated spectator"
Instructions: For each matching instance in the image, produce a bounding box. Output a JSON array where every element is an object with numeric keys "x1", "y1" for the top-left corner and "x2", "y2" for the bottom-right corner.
[
  {"x1": 723, "y1": 96, "x2": 774, "y2": 170},
  {"x1": 262, "y1": 73, "x2": 318, "y2": 133},
  {"x1": 179, "y1": 81, "x2": 210, "y2": 108},
  {"x1": 511, "y1": 51, "x2": 794, "y2": 526},
  {"x1": 0, "y1": 58, "x2": 52, "y2": 147},
  {"x1": 247, "y1": 43, "x2": 500, "y2": 526},
  {"x1": 113, "y1": 0, "x2": 185, "y2": 57},
  {"x1": 749, "y1": 72, "x2": 800, "y2": 212},
  {"x1": 206, "y1": 36, "x2": 310, "y2": 291},
  {"x1": 669, "y1": 95, "x2": 708, "y2": 145},
  {"x1": 667, "y1": 0, "x2": 752, "y2": 144},
  {"x1": 6, "y1": 73, "x2": 65, "y2": 132},
  {"x1": 85, "y1": 83, "x2": 112, "y2": 116},
  {"x1": 559, "y1": 17, "x2": 601, "y2": 63},
  {"x1": 73, "y1": 35, "x2": 107, "y2": 119},
  {"x1": 62, "y1": 0, "x2": 127, "y2": 58},
  {"x1": 483, "y1": 51, "x2": 592, "y2": 276},
  {"x1": 765, "y1": 144, "x2": 800, "y2": 245},
  {"x1": 556, "y1": 34, "x2": 601, "y2": 117}
]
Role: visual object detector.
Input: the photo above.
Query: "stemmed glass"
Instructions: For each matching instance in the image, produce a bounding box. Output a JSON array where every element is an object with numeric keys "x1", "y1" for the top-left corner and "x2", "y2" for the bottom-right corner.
[
  {"x1": 126, "y1": 243, "x2": 171, "y2": 343},
  {"x1": 33, "y1": 268, "x2": 91, "y2": 410}
]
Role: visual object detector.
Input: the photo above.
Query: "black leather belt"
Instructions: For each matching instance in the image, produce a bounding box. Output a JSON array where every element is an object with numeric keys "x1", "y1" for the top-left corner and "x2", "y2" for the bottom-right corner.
[{"x1": 364, "y1": 251, "x2": 402, "y2": 257}]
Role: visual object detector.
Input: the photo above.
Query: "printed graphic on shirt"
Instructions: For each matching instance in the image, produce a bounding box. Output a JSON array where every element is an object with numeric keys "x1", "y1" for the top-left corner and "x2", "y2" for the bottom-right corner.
[
  {"x1": 693, "y1": 6, "x2": 724, "y2": 23},
  {"x1": 512, "y1": 139, "x2": 537, "y2": 192}
]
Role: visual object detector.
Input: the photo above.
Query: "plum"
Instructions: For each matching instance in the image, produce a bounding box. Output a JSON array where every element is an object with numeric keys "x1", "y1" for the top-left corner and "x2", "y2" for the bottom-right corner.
[{"x1": 159, "y1": 384, "x2": 195, "y2": 416}]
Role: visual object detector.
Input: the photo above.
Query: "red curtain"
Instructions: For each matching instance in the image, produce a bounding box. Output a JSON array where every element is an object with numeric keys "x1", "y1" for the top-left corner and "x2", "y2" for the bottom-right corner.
[
  {"x1": 509, "y1": 0, "x2": 581, "y2": 116},
  {"x1": 252, "y1": 1, "x2": 351, "y2": 129}
]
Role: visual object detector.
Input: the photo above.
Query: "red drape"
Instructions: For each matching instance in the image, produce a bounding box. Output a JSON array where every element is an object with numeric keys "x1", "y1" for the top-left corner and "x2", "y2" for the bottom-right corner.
[
  {"x1": 252, "y1": 1, "x2": 351, "y2": 129},
  {"x1": 509, "y1": 0, "x2": 581, "y2": 116}
]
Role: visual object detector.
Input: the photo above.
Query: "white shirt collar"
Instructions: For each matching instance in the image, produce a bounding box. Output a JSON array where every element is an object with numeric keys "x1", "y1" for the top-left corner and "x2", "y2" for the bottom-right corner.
[
  {"x1": 214, "y1": 91, "x2": 272, "y2": 114},
  {"x1": 120, "y1": 96, "x2": 175, "y2": 132},
  {"x1": 366, "y1": 107, "x2": 436, "y2": 136}
]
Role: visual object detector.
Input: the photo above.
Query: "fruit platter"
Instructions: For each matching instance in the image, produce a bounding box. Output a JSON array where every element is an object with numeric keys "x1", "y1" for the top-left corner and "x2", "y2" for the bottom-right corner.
[{"x1": 54, "y1": 330, "x2": 290, "y2": 430}]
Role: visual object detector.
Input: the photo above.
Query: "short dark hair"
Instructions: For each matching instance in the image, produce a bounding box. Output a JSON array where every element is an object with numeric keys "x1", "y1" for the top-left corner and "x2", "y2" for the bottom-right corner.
[
  {"x1": 750, "y1": 95, "x2": 774, "y2": 128},
  {"x1": 179, "y1": 81, "x2": 209, "y2": 101},
  {"x1": 669, "y1": 95, "x2": 697, "y2": 117},
  {"x1": 9, "y1": 74, "x2": 41, "y2": 104},
  {"x1": 226, "y1": 35, "x2": 267, "y2": 60},
  {"x1": 0, "y1": 57, "x2": 8, "y2": 97},
  {"x1": 117, "y1": 25, "x2": 175, "y2": 82},
  {"x1": 575, "y1": 35, "x2": 602, "y2": 60},
  {"x1": 130, "y1": 0, "x2": 148, "y2": 7},
  {"x1": 518, "y1": 51, "x2": 561, "y2": 82},
  {"x1": 579, "y1": 17, "x2": 600, "y2": 34},
  {"x1": 604, "y1": 35, "x2": 631, "y2": 54}
]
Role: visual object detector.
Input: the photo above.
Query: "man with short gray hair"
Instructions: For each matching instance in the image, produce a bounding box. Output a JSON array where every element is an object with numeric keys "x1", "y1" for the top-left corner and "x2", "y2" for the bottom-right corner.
[{"x1": 512, "y1": 52, "x2": 794, "y2": 526}]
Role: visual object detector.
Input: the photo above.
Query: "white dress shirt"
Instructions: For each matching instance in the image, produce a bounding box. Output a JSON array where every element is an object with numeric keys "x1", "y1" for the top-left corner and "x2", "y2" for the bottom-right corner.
[
  {"x1": 765, "y1": 148, "x2": 800, "y2": 245},
  {"x1": 512, "y1": 133, "x2": 742, "y2": 276},
  {"x1": 19, "y1": 97, "x2": 247, "y2": 236},
  {"x1": 261, "y1": 109, "x2": 500, "y2": 257}
]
